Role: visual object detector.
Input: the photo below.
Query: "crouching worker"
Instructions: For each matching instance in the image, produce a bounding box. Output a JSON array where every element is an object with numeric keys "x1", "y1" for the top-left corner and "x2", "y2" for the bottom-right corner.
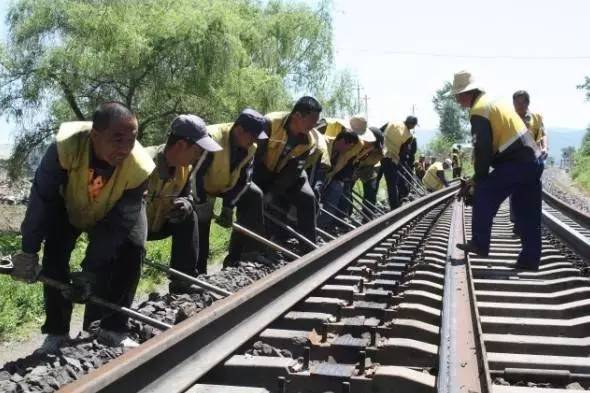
[
  {"x1": 146, "y1": 115, "x2": 222, "y2": 293},
  {"x1": 422, "y1": 158, "x2": 452, "y2": 192},
  {"x1": 255, "y1": 97, "x2": 322, "y2": 253},
  {"x1": 11, "y1": 102, "x2": 156, "y2": 352},
  {"x1": 193, "y1": 109, "x2": 269, "y2": 271}
]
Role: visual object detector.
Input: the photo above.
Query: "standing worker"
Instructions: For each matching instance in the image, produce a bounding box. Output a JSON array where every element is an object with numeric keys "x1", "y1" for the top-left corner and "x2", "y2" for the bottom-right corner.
[
  {"x1": 451, "y1": 70, "x2": 542, "y2": 271},
  {"x1": 513, "y1": 90, "x2": 548, "y2": 160},
  {"x1": 381, "y1": 116, "x2": 418, "y2": 209},
  {"x1": 11, "y1": 102, "x2": 156, "y2": 352},
  {"x1": 414, "y1": 154, "x2": 427, "y2": 180},
  {"x1": 145, "y1": 115, "x2": 222, "y2": 292},
  {"x1": 422, "y1": 158, "x2": 452, "y2": 192},
  {"x1": 254, "y1": 96, "x2": 322, "y2": 253},
  {"x1": 192, "y1": 109, "x2": 269, "y2": 271}
]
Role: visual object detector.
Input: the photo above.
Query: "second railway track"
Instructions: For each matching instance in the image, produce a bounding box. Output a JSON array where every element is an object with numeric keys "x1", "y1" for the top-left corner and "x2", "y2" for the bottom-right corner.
[{"x1": 56, "y1": 187, "x2": 590, "y2": 393}]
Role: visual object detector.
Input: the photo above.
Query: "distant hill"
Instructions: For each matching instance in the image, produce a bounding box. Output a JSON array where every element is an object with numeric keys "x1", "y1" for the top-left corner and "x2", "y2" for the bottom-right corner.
[
  {"x1": 545, "y1": 128, "x2": 586, "y2": 160},
  {"x1": 414, "y1": 127, "x2": 586, "y2": 159}
]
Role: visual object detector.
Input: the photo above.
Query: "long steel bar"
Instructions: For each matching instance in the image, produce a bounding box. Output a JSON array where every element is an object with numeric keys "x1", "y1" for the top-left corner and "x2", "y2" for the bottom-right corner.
[
  {"x1": 266, "y1": 202, "x2": 337, "y2": 241},
  {"x1": 263, "y1": 212, "x2": 319, "y2": 250},
  {"x1": 319, "y1": 206, "x2": 357, "y2": 230},
  {"x1": 60, "y1": 185, "x2": 458, "y2": 393},
  {"x1": 340, "y1": 194, "x2": 374, "y2": 222},
  {"x1": 144, "y1": 261, "x2": 232, "y2": 297},
  {"x1": 232, "y1": 223, "x2": 300, "y2": 260},
  {"x1": 322, "y1": 202, "x2": 363, "y2": 227},
  {"x1": 401, "y1": 164, "x2": 428, "y2": 195},
  {"x1": 351, "y1": 189, "x2": 386, "y2": 216}
]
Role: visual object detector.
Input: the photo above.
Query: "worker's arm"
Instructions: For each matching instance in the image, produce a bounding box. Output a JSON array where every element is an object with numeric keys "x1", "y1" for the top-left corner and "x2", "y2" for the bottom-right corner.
[
  {"x1": 82, "y1": 180, "x2": 148, "y2": 271},
  {"x1": 192, "y1": 154, "x2": 214, "y2": 204},
  {"x1": 470, "y1": 115, "x2": 493, "y2": 182},
  {"x1": 20, "y1": 143, "x2": 68, "y2": 254},
  {"x1": 222, "y1": 158, "x2": 254, "y2": 208},
  {"x1": 269, "y1": 153, "x2": 310, "y2": 195}
]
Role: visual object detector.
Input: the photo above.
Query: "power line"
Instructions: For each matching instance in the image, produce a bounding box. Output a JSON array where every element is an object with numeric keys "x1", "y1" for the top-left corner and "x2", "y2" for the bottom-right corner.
[{"x1": 335, "y1": 47, "x2": 590, "y2": 61}]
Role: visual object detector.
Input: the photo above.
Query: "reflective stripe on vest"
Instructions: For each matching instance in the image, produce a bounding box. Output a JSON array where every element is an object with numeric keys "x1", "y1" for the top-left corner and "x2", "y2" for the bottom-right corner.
[
  {"x1": 145, "y1": 145, "x2": 191, "y2": 233},
  {"x1": 264, "y1": 112, "x2": 315, "y2": 173},
  {"x1": 304, "y1": 128, "x2": 331, "y2": 171},
  {"x1": 203, "y1": 123, "x2": 256, "y2": 196},
  {"x1": 56, "y1": 122, "x2": 155, "y2": 230}
]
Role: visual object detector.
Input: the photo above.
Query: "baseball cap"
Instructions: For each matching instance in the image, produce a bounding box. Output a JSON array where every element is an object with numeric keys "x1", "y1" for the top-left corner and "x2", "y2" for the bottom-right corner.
[
  {"x1": 235, "y1": 108, "x2": 268, "y2": 140},
  {"x1": 170, "y1": 114, "x2": 222, "y2": 152},
  {"x1": 405, "y1": 116, "x2": 418, "y2": 126}
]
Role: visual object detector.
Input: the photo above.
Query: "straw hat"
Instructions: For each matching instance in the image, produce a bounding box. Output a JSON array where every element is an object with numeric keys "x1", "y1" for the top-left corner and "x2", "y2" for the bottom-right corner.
[
  {"x1": 450, "y1": 70, "x2": 484, "y2": 96},
  {"x1": 349, "y1": 115, "x2": 376, "y2": 143}
]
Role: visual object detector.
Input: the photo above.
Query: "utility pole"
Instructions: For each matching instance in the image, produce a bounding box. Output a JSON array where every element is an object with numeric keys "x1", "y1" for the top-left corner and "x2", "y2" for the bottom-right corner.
[
  {"x1": 356, "y1": 82, "x2": 361, "y2": 114},
  {"x1": 364, "y1": 94, "x2": 369, "y2": 121},
  {"x1": 411, "y1": 104, "x2": 415, "y2": 115}
]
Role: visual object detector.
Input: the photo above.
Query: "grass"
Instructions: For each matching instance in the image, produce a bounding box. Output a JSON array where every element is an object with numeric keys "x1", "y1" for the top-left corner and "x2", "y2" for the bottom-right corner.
[
  {"x1": 571, "y1": 154, "x2": 590, "y2": 193},
  {"x1": 0, "y1": 211, "x2": 232, "y2": 341}
]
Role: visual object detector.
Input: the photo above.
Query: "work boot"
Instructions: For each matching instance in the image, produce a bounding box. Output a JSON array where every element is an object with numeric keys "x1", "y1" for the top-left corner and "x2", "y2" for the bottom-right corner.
[
  {"x1": 98, "y1": 329, "x2": 139, "y2": 348},
  {"x1": 456, "y1": 241, "x2": 488, "y2": 257},
  {"x1": 169, "y1": 280, "x2": 204, "y2": 295},
  {"x1": 36, "y1": 334, "x2": 69, "y2": 354}
]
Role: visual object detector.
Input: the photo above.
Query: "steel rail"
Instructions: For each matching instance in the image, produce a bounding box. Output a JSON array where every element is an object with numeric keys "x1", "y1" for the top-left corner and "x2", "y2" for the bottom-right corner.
[
  {"x1": 542, "y1": 189, "x2": 590, "y2": 229},
  {"x1": 60, "y1": 185, "x2": 459, "y2": 393},
  {"x1": 542, "y1": 209, "x2": 590, "y2": 259}
]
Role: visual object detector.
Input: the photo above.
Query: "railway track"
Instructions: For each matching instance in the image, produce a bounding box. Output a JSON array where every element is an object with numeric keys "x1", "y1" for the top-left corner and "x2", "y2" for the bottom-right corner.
[{"x1": 38, "y1": 188, "x2": 590, "y2": 392}]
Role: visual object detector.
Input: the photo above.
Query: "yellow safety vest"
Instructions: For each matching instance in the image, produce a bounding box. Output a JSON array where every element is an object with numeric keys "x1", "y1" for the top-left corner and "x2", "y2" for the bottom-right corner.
[
  {"x1": 203, "y1": 123, "x2": 257, "y2": 196},
  {"x1": 56, "y1": 122, "x2": 155, "y2": 230},
  {"x1": 355, "y1": 147, "x2": 383, "y2": 182},
  {"x1": 145, "y1": 145, "x2": 192, "y2": 233},
  {"x1": 384, "y1": 121, "x2": 413, "y2": 164},
  {"x1": 263, "y1": 112, "x2": 316, "y2": 173},
  {"x1": 325, "y1": 136, "x2": 364, "y2": 181},
  {"x1": 304, "y1": 128, "x2": 331, "y2": 171},
  {"x1": 470, "y1": 94, "x2": 536, "y2": 157},
  {"x1": 422, "y1": 162, "x2": 445, "y2": 191},
  {"x1": 525, "y1": 112, "x2": 545, "y2": 144},
  {"x1": 452, "y1": 152, "x2": 463, "y2": 168}
]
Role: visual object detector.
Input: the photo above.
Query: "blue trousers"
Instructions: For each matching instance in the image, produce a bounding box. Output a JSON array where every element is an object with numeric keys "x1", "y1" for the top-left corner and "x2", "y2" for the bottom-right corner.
[{"x1": 472, "y1": 160, "x2": 543, "y2": 268}]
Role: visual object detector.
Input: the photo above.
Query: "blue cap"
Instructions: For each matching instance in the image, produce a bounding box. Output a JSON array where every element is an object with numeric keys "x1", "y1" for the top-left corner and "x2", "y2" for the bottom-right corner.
[
  {"x1": 170, "y1": 114, "x2": 222, "y2": 152},
  {"x1": 235, "y1": 108, "x2": 268, "y2": 140}
]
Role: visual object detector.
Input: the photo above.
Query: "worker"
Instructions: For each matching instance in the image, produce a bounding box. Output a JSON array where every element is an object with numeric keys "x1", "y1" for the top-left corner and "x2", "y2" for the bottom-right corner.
[
  {"x1": 381, "y1": 116, "x2": 418, "y2": 209},
  {"x1": 353, "y1": 126, "x2": 385, "y2": 220},
  {"x1": 414, "y1": 155, "x2": 427, "y2": 180},
  {"x1": 452, "y1": 70, "x2": 542, "y2": 271},
  {"x1": 192, "y1": 109, "x2": 269, "y2": 271},
  {"x1": 145, "y1": 115, "x2": 222, "y2": 292},
  {"x1": 513, "y1": 90, "x2": 548, "y2": 160},
  {"x1": 254, "y1": 96, "x2": 322, "y2": 253},
  {"x1": 11, "y1": 102, "x2": 156, "y2": 352},
  {"x1": 422, "y1": 158, "x2": 452, "y2": 192},
  {"x1": 304, "y1": 121, "x2": 331, "y2": 200},
  {"x1": 451, "y1": 146, "x2": 463, "y2": 178},
  {"x1": 510, "y1": 90, "x2": 548, "y2": 236}
]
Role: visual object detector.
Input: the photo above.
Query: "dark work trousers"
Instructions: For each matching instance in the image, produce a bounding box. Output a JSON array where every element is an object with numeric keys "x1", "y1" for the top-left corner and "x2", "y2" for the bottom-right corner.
[
  {"x1": 148, "y1": 211, "x2": 199, "y2": 276},
  {"x1": 41, "y1": 201, "x2": 143, "y2": 335},
  {"x1": 362, "y1": 177, "x2": 379, "y2": 217},
  {"x1": 453, "y1": 167, "x2": 462, "y2": 178},
  {"x1": 509, "y1": 162, "x2": 544, "y2": 230},
  {"x1": 227, "y1": 183, "x2": 265, "y2": 261},
  {"x1": 381, "y1": 158, "x2": 401, "y2": 210},
  {"x1": 276, "y1": 178, "x2": 317, "y2": 251},
  {"x1": 318, "y1": 180, "x2": 344, "y2": 227},
  {"x1": 472, "y1": 160, "x2": 543, "y2": 269},
  {"x1": 337, "y1": 181, "x2": 354, "y2": 216}
]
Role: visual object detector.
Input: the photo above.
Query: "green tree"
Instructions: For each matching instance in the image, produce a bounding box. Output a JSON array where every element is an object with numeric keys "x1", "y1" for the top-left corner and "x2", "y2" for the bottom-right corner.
[
  {"x1": 316, "y1": 70, "x2": 359, "y2": 118},
  {"x1": 432, "y1": 81, "x2": 469, "y2": 143},
  {"x1": 0, "y1": 0, "x2": 345, "y2": 178}
]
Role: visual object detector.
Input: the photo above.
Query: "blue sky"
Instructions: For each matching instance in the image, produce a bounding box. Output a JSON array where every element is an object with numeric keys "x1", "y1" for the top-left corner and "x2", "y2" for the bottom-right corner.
[{"x1": 1, "y1": 0, "x2": 589, "y2": 145}]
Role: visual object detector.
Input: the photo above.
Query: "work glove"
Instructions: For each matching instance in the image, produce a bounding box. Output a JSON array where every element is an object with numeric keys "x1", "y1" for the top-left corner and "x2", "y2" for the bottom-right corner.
[
  {"x1": 62, "y1": 271, "x2": 96, "y2": 303},
  {"x1": 457, "y1": 178, "x2": 475, "y2": 206},
  {"x1": 167, "y1": 197, "x2": 193, "y2": 224},
  {"x1": 11, "y1": 252, "x2": 41, "y2": 283},
  {"x1": 216, "y1": 206, "x2": 233, "y2": 228},
  {"x1": 539, "y1": 149, "x2": 549, "y2": 161}
]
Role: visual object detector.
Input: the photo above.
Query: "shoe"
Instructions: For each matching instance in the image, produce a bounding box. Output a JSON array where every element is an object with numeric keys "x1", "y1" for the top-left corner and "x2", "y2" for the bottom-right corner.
[
  {"x1": 36, "y1": 334, "x2": 69, "y2": 354},
  {"x1": 169, "y1": 280, "x2": 204, "y2": 295},
  {"x1": 456, "y1": 241, "x2": 489, "y2": 257},
  {"x1": 98, "y1": 329, "x2": 139, "y2": 348},
  {"x1": 513, "y1": 263, "x2": 539, "y2": 271}
]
